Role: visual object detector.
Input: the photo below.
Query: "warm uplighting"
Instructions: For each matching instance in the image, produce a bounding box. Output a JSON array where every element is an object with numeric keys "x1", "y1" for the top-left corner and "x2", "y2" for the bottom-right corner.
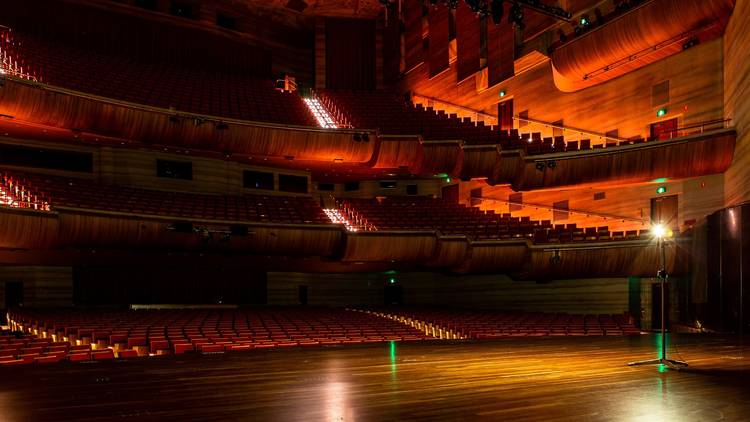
[
  {"x1": 324, "y1": 208, "x2": 358, "y2": 231},
  {"x1": 304, "y1": 98, "x2": 338, "y2": 129}
]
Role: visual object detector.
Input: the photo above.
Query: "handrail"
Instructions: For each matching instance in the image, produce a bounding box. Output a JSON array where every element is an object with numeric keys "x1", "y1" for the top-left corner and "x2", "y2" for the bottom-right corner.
[
  {"x1": 513, "y1": 115, "x2": 628, "y2": 142},
  {"x1": 475, "y1": 196, "x2": 649, "y2": 224},
  {"x1": 411, "y1": 94, "x2": 498, "y2": 122},
  {"x1": 661, "y1": 118, "x2": 731, "y2": 140}
]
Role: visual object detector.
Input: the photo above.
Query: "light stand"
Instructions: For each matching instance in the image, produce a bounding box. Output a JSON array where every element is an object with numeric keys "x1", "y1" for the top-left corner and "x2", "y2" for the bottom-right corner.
[{"x1": 628, "y1": 228, "x2": 688, "y2": 370}]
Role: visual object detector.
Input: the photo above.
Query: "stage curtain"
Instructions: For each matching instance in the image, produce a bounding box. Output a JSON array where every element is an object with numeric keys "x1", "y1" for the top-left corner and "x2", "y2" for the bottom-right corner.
[
  {"x1": 456, "y1": 1, "x2": 480, "y2": 82},
  {"x1": 427, "y1": 3, "x2": 450, "y2": 78},
  {"x1": 487, "y1": 4, "x2": 515, "y2": 87},
  {"x1": 404, "y1": 0, "x2": 424, "y2": 72},
  {"x1": 325, "y1": 18, "x2": 376, "y2": 90}
]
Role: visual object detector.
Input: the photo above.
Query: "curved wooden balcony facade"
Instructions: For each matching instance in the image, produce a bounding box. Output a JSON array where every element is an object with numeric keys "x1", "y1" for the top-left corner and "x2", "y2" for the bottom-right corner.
[
  {"x1": 0, "y1": 78, "x2": 736, "y2": 189},
  {"x1": 551, "y1": 0, "x2": 734, "y2": 92},
  {"x1": 0, "y1": 206, "x2": 691, "y2": 279}
]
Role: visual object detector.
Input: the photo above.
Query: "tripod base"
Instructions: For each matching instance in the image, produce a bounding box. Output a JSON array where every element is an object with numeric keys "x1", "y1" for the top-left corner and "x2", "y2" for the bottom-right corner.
[{"x1": 628, "y1": 358, "x2": 688, "y2": 369}]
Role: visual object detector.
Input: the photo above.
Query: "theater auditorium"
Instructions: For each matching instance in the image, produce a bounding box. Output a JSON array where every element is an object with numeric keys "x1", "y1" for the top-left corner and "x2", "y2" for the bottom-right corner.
[{"x1": 0, "y1": 0, "x2": 748, "y2": 420}]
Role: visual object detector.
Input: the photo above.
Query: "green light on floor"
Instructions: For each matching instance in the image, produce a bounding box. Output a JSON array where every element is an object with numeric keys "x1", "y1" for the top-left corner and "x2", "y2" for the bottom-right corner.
[
  {"x1": 389, "y1": 341, "x2": 397, "y2": 375},
  {"x1": 656, "y1": 186, "x2": 667, "y2": 194},
  {"x1": 656, "y1": 108, "x2": 668, "y2": 117}
]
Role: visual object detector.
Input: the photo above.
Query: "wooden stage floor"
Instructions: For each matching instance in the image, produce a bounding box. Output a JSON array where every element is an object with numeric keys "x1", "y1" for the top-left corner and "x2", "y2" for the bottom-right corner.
[{"x1": 0, "y1": 334, "x2": 749, "y2": 421}]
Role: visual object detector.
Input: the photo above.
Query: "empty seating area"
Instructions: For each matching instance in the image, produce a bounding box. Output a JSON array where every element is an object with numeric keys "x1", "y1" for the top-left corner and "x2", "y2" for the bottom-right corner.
[
  {"x1": 0, "y1": 170, "x2": 330, "y2": 224},
  {"x1": 339, "y1": 197, "x2": 653, "y2": 242},
  {"x1": 3, "y1": 307, "x2": 429, "y2": 365},
  {"x1": 317, "y1": 91, "x2": 676, "y2": 153},
  {"x1": 0, "y1": 28, "x2": 316, "y2": 126},
  {"x1": 362, "y1": 308, "x2": 640, "y2": 339}
]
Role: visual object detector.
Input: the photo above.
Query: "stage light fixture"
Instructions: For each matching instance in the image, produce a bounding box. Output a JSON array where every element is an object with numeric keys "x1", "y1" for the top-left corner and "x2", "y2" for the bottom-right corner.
[
  {"x1": 362, "y1": 133, "x2": 370, "y2": 142},
  {"x1": 547, "y1": 160, "x2": 556, "y2": 169},
  {"x1": 353, "y1": 133, "x2": 362, "y2": 142},
  {"x1": 535, "y1": 162, "x2": 546, "y2": 171},
  {"x1": 549, "y1": 250, "x2": 561, "y2": 265},
  {"x1": 579, "y1": 14, "x2": 590, "y2": 26}
]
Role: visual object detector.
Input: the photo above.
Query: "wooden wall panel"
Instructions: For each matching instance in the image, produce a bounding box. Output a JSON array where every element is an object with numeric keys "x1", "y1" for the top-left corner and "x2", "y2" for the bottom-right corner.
[
  {"x1": 420, "y1": 141, "x2": 464, "y2": 176},
  {"x1": 427, "y1": 3, "x2": 450, "y2": 78},
  {"x1": 455, "y1": 2, "x2": 480, "y2": 82},
  {"x1": 509, "y1": 130, "x2": 735, "y2": 191},
  {"x1": 314, "y1": 17, "x2": 326, "y2": 89},
  {"x1": 486, "y1": 3, "x2": 515, "y2": 87},
  {"x1": 724, "y1": 0, "x2": 750, "y2": 206},
  {"x1": 551, "y1": 0, "x2": 734, "y2": 92},
  {"x1": 477, "y1": 173, "x2": 726, "y2": 234},
  {"x1": 522, "y1": 240, "x2": 689, "y2": 280},
  {"x1": 0, "y1": 209, "x2": 60, "y2": 249},
  {"x1": 429, "y1": 274, "x2": 630, "y2": 314},
  {"x1": 400, "y1": 37, "x2": 725, "y2": 144},
  {"x1": 382, "y1": 13, "x2": 401, "y2": 85},
  {"x1": 369, "y1": 136, "x2": 424, "y2": 171},
  {"x1": 340, "y1": 231, "x2": 437, "y2": 262},
  {"x1": 460, "y1": 145, "x2": 501, "y2": 180},
  {"x1": 267, "y1": 272, "x2": 385, "y2": 306},
  {"x1": 404, "y1": 0, "x2": 424, "y2": 72},
  {"x1": 0, "y1": 80, "x2": 377, "y2": 164},
  {"x1": 425, "y1": 236, "x2": 470, "y2": 268},
  {"x1": 0, "y1": 266, "x2": 73, "y2": 308},
  {"x1": 462, "y1": 241, "x2": 527, "y2": 273}
]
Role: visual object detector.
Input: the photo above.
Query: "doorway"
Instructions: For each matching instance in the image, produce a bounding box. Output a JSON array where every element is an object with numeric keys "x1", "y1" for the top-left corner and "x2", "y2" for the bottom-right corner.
[
  {"x1": 651, "y1": 195, "x2": 679, "y2": 229},
  {"x1": 497, "y1": 99, "x2": 513, "y2": 131},
  {"x1": 442, "y1": 184, "x2": 459, "y2": 203},
  {"x1": 650, "y1": 118, "x2": 678, "y2": 140},
  {"x1": 384, "y1": 285, "x2": 403, "y2": 306}
]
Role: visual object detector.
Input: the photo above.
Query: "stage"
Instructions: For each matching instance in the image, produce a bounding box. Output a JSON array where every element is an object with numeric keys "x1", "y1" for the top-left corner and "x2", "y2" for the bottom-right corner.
[{"x1": 0, "y1": 335, "x2": 748, "y2": 421}]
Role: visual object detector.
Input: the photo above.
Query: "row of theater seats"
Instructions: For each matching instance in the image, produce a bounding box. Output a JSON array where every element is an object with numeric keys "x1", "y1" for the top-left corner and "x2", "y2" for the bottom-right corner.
[
  {"x1": 0, "y1": 29, "x2": 316, "y2": 126},
  {"x1": 339, "y1": 197, "x2": 652, "y2": 242},
  {"x1": 3, "y1": 308, "x2": 430, "y2": 365},
  {"x1": 362, "y1": 308, "x2": 640, "y2": 338},
  {"x1": 318, "y1": 90, "x2": 667, "y2": 153},
  {"x1": 0, "y1": 170, "x2": 330, "y2": 225}
]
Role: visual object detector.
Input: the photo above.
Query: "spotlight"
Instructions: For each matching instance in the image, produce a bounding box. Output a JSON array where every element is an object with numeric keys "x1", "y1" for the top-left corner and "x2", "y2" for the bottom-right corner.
[
  {"x1": 535, "y1": 162, "x2": 546, "y2": 171},
  {"x1": 490, "y1": 0, "x2": 504, "y2": 24},
  {"x1": 353, "y1": 133, "x2": 362, "y2": 142},
  {"x1": 547, "y1": 160, "x2": 556, "y2": 169},
  {"x1": 652, "y1": 224, "x2": 669, "y2": 240},
  {"x1": 549, "y1": 250, "x2": 561, "y2": 265},
  {"x1": 362, "y1": 133, "x2": 370, "y2": 142}
]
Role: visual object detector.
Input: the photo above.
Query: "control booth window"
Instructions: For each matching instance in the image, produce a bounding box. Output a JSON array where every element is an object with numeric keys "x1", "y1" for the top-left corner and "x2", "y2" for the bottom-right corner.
[
  {"x1": 244, "y1": 170, "x2": 274, "y2": 190},
  {"x1": 156, "y1": 159, "x2": 193, "y2": 180},
  {"x1": 279, "y1": 174, "x2": 309, "y2": 193}
]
